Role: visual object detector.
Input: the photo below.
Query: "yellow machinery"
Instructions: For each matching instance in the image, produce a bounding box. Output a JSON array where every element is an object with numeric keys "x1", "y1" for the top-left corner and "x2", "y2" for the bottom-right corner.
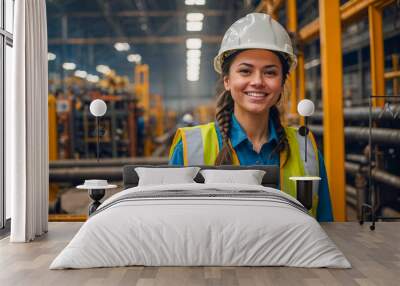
[
  {"x1": 48, "y1": 94, "x2": 59, "y2": 207},
  {"x1": 150, "y1": 94, "x2": 164, "y2": 137},
  {"x1": 48, "y1": 94, "x2": 58, "y2": 162},
  {"x1": 134, "y1": 64, "x2": 150, "y2": 114},
  {"x1": 134, "y1": 64, "x2": 166, "y2": 156},
  {"x1": 134, "y1": 64, "x2": 152, "y2": 156},
  {"x1": 389, "y1": 54, "x2": 399, "y2": 96}
]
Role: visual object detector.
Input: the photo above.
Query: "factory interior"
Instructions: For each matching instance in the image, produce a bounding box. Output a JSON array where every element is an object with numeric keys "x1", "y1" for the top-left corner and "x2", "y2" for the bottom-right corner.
[{"x1": 1, "y1": 0, "x2": 400, "y2": 285}]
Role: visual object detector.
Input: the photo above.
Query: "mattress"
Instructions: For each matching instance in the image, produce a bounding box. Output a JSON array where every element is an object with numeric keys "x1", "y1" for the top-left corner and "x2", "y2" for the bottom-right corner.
[{"x1": 50, "y1": 183, "x2": 351, "y2": 269}]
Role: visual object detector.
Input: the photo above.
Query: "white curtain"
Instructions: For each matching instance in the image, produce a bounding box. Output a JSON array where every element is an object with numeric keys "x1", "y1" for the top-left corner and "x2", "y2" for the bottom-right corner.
[{"x1": 7, "y1": 0, "x2": 49, "y2": 242}]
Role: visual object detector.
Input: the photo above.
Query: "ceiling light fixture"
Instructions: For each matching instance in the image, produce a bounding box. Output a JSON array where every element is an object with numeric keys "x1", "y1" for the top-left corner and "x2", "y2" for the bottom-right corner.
[
  {"x1": 87, "y1": 74, "x2": 100, "y2": 83},
  {"x1": 186, "y1": 38, "x2": 202, "y2": 49},
  {"x1": 187, "y1": 49, "x2": 201, "y2": 58},
  {"x1": 74, "y1": 70, "x2": 87, "y2": 78},
  {"x1": 186, "y1": 21, "x2": 203, "y2": 32},
  {"x1": 187, "y1": 58, "x2": 201, "y2": 66},
  {"x1": 186, "y1": 13, "x2": 204, "y2": 22},
  {"x1": 48, "y1": 52, "x2": 56, "y2": 61},
  {"x1": 114, "y1": 42, "x2": 130, "y2": 52},
  {"x1": 62, "y1": 62, "x2": 76, "y2": 70},
  {"x1": 185, "y1": 0, "x2": 205, "y2": 5},
  {"x1": 127, "y1": 54, "x2": 142, "y2": 63},
  {"x1": 96, "y1": 65, "x2": 111, "y2": 74}
]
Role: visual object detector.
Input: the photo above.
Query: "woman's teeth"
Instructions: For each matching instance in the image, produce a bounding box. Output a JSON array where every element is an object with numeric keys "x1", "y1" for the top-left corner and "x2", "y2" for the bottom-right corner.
[{"x1": 245, "y1": 92, "x2": 267, "y2": 98}]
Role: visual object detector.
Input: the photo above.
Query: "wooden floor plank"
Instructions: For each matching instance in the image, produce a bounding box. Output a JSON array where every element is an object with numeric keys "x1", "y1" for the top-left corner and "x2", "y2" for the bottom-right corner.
[{"x1": 0, "y1": 222, "x2": 399, "y2": 286}]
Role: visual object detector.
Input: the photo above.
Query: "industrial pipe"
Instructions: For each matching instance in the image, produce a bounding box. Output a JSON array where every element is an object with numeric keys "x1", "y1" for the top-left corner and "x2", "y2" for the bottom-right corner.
[
  {"x1": 50, "y1": 167, "x2": 122, "y2": 183},
  {"x1": 346, "y1": 185, "x2": 357, "y2": 212},
  {"x1": 345, "y1": 161, "x2": 361, "y2": 175},
  {"x1": 346, "y1": 154, "x2": 369, "y2": 165},
  {"x1": 50, "y1": 157, "x2": 169, "y2": 168},
  {"x1": 346, "y1": 184, "x2": 365, "y2": 220},
  {"x1": 346, "y1": 195, "x2": 357, "y2": 209},
  {"x1": 311, "y1": 106, "x2": 400, "y2": 122},
  {"x1": 346, "y1": 185, "x2": 357, "y2": 198},
  {"x1": 371, "y1": 168, "x2": 400, "y2": 190},
  {"x1": 310, "y1": 125, "x2": 400, "y2": 145},
  {"x1": 345, "y1": 161, "x2": 400, "y2": 189}
]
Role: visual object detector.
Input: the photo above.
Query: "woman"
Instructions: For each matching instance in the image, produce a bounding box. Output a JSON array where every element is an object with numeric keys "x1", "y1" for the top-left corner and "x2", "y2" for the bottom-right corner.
[{"x1": 169, "y1": 13, "x2": 333, "y2": 222}]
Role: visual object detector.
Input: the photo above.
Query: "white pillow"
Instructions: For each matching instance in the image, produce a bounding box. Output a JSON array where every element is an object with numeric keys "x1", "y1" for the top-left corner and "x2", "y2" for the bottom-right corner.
[
  {"x1": 135, "y1": 167, "x2": 200, "y2": 186},
  {"x1": 200, "y1": 169, "x2": 266, "y2": 185}
]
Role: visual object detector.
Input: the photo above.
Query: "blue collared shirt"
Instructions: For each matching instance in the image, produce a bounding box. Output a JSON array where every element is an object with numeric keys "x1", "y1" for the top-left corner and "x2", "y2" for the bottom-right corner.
[{"x1": 169, "y1": 114, "x2": 333, "y2": 222}]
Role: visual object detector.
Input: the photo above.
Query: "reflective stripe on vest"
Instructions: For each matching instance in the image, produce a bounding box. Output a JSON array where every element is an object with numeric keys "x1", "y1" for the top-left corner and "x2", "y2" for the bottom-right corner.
[
  {"x1": 184, "y1": 128, "x2": 204, "y2": 165},
  {"x1": 281, "y1": 127, "x2": 304, "y2": 198}
]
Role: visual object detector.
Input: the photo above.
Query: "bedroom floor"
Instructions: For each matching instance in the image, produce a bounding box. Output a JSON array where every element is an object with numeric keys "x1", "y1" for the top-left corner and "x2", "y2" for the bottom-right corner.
[{"x1": 0, "y1": 222, "x2": 399, "y2": 286}]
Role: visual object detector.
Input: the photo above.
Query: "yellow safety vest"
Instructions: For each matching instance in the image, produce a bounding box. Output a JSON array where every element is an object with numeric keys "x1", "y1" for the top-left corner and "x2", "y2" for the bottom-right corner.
[{"x1": 169, "y1": 122, "x2": 320, "y2": 217}]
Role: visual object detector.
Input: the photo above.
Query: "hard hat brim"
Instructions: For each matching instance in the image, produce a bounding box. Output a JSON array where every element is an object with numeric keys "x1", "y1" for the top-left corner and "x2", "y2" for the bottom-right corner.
[{"x1": 214, "y1": 45, "x2": 297, "y2": 74}]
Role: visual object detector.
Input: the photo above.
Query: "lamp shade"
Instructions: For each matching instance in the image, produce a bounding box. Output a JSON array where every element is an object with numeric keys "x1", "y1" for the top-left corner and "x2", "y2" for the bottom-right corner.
[
  {"x1": 297, "y1": 99, "x2": 315, "y2": 117},
  {"x1": 90, "y1": 99, "x2": 107, "y2": 117}
]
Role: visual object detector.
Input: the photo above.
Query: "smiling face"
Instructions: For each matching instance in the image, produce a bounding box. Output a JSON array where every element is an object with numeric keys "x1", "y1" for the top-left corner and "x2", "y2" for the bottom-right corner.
[{"x1": 223, "y1": 49, "x2": 284, "y2": 115}]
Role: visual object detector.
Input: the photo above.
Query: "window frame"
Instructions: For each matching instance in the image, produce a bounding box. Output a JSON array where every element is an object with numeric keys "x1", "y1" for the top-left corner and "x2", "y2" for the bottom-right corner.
[{"x1": 0, "y1": 0, "x2": 14, "y2": 232}]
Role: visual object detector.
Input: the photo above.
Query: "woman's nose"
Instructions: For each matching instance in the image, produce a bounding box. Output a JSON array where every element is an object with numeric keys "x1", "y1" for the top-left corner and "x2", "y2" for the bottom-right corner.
[{"x1": 250, "y1": 72, "x2": 265, "y2": 87}]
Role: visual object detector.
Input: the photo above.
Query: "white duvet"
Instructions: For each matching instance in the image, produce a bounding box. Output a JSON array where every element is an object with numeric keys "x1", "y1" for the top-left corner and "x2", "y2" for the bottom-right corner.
[{"x1": 50, "y1": 183, "x2": 351, "y2": 269}]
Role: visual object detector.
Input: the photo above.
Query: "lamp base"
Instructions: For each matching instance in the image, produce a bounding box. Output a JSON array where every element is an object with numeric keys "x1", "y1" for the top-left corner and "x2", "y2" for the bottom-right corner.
[
  {"x1": 296, "y1": 180, "x2": 313, "y2": 210},
  {"x1": 88, "y1": 189, "x2": 105, "y2": 215},
  {"x1": 289, "y1": 176, "x2": 321, "y2": 210}
]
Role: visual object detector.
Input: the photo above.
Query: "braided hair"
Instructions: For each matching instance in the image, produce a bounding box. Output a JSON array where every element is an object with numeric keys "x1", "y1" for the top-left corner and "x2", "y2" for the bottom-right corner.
[{"x1": 214, "y1": 50, "x2": 291, "y2": 166}]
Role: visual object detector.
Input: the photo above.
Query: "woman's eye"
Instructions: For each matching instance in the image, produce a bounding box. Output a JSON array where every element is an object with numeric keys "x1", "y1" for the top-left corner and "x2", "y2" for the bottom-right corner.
[
  {"x1": 264, "y1": 70, "x2": 277, "y2": 76},
  {"x1": 239, "y1": 69, "x2": 250, "y2": 75}
]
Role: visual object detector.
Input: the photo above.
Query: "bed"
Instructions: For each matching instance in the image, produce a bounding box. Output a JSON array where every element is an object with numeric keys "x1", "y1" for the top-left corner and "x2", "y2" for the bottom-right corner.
[{"x1": 50, "y1": 165, "x2": 351, "y2": 269}]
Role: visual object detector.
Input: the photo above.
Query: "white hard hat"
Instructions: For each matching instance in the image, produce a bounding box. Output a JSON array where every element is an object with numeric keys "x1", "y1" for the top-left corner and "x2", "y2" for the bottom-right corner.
[
  {"x1": 182, "y1": 113, "x2": 194, "y2": 124},
  {"x1": 214, "y1": 13, "x2": 297, "y2": 74}
]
